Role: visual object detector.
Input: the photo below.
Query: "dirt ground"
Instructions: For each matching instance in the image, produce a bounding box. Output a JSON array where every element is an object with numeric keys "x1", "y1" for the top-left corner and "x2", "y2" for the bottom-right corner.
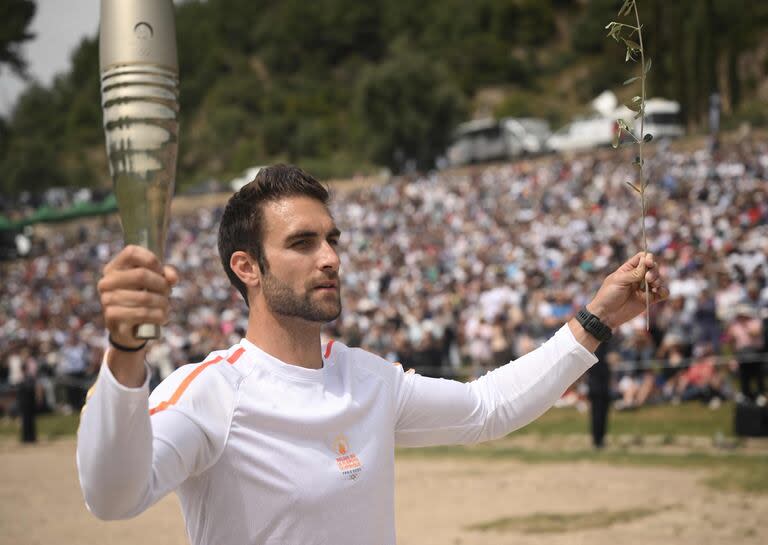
[{"x1": 1, "y1": 438, "x2": 765, "y2": 545}]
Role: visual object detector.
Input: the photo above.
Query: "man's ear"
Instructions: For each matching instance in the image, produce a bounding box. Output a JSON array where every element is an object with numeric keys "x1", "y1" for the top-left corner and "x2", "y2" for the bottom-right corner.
[{"x1": 230, "y1": 251, "x2": 262, "y2": 292}]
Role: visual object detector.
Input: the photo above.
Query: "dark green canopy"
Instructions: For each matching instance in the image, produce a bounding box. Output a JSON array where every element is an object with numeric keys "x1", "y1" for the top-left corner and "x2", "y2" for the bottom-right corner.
[{"x1": 0, "y1": 196, "x2": 119, "y2": 231}]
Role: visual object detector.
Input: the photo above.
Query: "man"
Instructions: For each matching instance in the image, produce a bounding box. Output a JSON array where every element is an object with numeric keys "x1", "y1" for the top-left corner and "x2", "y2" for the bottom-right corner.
[
  {"x1": 59, "y1": 332, "x2": 89, "y2": 412},
  {"x1": 77, "y1": 165, "x2": 668, "y2": 544},
  {"x1": 726, "y1": 303, "x2": 765, "y2": 404},
  {"x1": 586, "y1": 341, "x2": 614, "y2": 449}
]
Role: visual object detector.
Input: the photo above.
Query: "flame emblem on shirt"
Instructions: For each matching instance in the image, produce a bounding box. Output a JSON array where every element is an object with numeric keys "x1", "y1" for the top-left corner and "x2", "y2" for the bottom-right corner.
[
  {"x1": 333, "y1": 435, "x2": 349, "y2": 456},
  {"x1": 333, "y1": 434, "x2": 362, "y2": 480}
]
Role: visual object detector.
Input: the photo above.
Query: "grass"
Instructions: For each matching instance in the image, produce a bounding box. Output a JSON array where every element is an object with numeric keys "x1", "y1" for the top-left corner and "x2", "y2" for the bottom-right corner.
[
  {"x1": 515, "y1": 402, "x2": 735, "y2": 437},
  {"x1": 705, "y1": 463, "x2": 768, "y2": 495},
  {"x1": 0, "y1": 413, "x2": 80, "y2": 439},
  {"x1": 466, "y1": 506, "x2": 665, "y2": 534},
  {"x1": 2, "y1": 402, "x2": 765, "y2": 495},
  {"x1": 398, "y1": 442, "x2": 762, "y2": 467},
  {"x1": 0, "y1": 400, "x2": 735, "y2": 439}
]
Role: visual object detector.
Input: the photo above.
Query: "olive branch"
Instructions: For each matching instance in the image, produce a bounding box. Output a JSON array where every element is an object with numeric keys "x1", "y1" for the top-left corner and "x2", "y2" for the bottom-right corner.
[{"x1": 606, "y1": 0, "x2": 653, "y2": 329}]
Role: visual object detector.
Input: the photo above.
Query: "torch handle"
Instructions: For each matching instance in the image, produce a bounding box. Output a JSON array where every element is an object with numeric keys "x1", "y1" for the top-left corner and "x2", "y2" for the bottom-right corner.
[{"x1": 135, "y1": 323, "x2": 160, "y2": 340}]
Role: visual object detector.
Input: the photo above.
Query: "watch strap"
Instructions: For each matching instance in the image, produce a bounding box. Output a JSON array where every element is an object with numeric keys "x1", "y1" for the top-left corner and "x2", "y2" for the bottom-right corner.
[{"x1": 575, "y1": 308, "x2": 613, "y2": 342}]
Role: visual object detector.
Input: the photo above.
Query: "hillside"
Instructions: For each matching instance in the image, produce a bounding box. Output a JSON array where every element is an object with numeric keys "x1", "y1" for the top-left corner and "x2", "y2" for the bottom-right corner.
[{"x1": 1, "y1": 0, "x2": 767, "y2": 195}]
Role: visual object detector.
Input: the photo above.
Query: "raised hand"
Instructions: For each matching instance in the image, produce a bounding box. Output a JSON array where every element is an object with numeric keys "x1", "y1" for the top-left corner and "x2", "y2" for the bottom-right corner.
[
  {"x1": 97, "y1": 245, "x2": 178, "y2": 386},
  {"x1": 586, "y1": 252, "x2": 669, "y2": 330}
]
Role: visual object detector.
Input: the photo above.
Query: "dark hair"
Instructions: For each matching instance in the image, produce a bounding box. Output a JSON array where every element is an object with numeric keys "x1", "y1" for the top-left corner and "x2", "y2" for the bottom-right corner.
[{"x1": 217, "y1": 164, "x2": 330, "y2": 305}]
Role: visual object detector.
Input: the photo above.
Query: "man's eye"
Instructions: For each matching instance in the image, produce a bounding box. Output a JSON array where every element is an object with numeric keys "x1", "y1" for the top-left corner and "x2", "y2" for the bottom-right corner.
[
  {"x1": 329, "y1": 238, "x2": 340, "y2": 247},
  {"x1": 291, "y1": 240, "x2": 309, "y2": 248}
]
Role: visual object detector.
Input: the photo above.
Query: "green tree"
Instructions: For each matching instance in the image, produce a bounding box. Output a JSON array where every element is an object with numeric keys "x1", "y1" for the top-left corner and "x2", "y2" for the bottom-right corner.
[
  {"x1": 355, "y1": 40, "x2": 466, "y2": 172},
  {"x1": 0, "y1": 0, "x2": 35, "y2": 79},
  {"x1": 1, "y1": 84, "x2": 67, "y2": 193},
  {"x1": 572, "y1": 0, "x2": 621, "y2": 54},
  {"x1": 3, "y1": 137, "x2": 65, "y2": 194},
  {"x1": 3, "y1": 0, "x2": 768, "y2": 196},
  {"x1": 60, "y1": 37, "x2": 102, "y2": 147}
]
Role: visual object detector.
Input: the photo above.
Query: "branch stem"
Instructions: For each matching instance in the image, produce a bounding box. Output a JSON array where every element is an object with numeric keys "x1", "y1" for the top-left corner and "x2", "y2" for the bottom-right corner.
[{"x1": 633, "y1": 0, "x2": 650, "y2": 330}]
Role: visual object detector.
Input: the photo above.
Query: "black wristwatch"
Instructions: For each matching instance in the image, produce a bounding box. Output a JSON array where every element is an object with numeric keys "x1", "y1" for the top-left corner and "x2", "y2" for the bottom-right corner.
[{"x1": 575, "y1": 308, "x2": 613, "y2": 342}]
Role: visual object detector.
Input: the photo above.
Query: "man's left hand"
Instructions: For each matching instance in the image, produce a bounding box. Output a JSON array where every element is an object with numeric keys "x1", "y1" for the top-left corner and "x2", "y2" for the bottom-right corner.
[{"x1": 586, "y1": 252, "x2": 669, "y2": 330}]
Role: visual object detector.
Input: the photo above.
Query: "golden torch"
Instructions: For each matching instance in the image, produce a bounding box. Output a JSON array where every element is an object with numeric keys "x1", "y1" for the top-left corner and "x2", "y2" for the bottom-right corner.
[{"x1": 99, "y1": 0, "x2": 179, "y2": 339}]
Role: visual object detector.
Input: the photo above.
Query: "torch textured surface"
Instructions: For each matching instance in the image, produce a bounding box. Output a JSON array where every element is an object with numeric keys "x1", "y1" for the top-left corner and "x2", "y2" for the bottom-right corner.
[{"x1": 100, "y1": 0, "x2": 179, "y2": 339}]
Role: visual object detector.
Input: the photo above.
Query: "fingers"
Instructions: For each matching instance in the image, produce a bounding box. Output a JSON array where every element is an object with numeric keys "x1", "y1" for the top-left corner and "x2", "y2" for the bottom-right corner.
[
  {"x1": 101, "y1": 289, "x2": 170, "y2": 309},
  {"x1": 644, "y1": 266, "x2": 661, "y2": 287},
  {"x1": 99, "y1": 246, "x2": 178, "y2": 342},
  {"x1": 104, "y1": 305, "x2": 169, "y2": 328},
  {"x1": 654, "y1": 286, "x2": 670, "y2": 301},
  {"x1": 163, "y1": 265, "x2": 179, "y2": 286},
  {"x1": 641, "y1": 257, "x2": 668, "y2": 298},
  {"x1": 642, "y1": 284, "x2": 669, "y2": 300},
  {"x1": 618, "y1": 251, "x2": 644, "y2": 271},
  {"x1": 98, "y1": 267, "x2": 171, "y2": 296},
  {"x1": 103, "y1": 245, "x2": 162, "y2": 275},
  {"x1": 634, "y1": 283, "x2": 669, "y2": 304},
  {"x1": 104, "y1": 306, "x2": 169, "y2": 344},
  {"x1": 100, "y1": 285, "x2": 171, "y2": 342},
  {"x1": 619, "y1": 251, "x2": 656, "y2": 272},
  {"x1": 615, "y1": 252, "x2": 661, "y2": 287}
]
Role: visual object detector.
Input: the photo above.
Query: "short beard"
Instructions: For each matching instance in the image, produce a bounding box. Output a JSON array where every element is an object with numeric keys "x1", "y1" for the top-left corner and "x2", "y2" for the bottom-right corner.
[{"x1": 261, "y1": 271, "x2": 341, "y2": 323}]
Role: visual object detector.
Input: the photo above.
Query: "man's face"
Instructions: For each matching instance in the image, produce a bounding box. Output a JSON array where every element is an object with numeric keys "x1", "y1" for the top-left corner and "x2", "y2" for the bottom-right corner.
[{"x1": 259, "y1": 196, "x2": 342, "y2": 323}]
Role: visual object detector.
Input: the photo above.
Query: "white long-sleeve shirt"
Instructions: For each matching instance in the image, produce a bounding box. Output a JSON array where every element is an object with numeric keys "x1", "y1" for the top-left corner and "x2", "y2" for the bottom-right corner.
[{"x1": 77, "y1": 324, "x2": 596, "y2": 545}]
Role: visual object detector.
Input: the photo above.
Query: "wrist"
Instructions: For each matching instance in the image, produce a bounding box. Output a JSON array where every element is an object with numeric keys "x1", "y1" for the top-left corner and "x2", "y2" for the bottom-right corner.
[
  {"x1": 585, "y1": 302, "x2": 618, "y2": 330},
  {"x1": 106, "y1": 345, "x2": 148, "y2": 388},
  {"x1": 576, "y1": 307, "x2": 613, "y2": 343},
  {"x1": 567, "y1": 318, "x2": 601, "y2": 353},
  {"x1": 109, "y1": 334, "x2": 148, "y2": 352}
]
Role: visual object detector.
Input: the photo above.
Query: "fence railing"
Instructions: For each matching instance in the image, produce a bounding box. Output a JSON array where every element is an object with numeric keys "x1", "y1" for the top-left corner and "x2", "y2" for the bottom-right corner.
[{"x1": 1, "y1": 351, "x2": 766, "y2": 413}]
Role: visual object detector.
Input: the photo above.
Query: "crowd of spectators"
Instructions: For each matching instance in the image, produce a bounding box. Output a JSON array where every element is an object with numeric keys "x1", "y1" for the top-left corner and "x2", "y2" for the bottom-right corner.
[
  {"x1": 2, "y1": 135, "x2": 767, "y2": 417},
  {"x1": 0, "y1": 187, "x2": 110, "y2": 221}
]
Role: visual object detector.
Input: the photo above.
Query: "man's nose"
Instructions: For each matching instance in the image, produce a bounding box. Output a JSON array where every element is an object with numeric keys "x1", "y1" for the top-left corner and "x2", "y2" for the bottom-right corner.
[{"x1": 319, "y1": 240, "x2": 340, "y2": 272}]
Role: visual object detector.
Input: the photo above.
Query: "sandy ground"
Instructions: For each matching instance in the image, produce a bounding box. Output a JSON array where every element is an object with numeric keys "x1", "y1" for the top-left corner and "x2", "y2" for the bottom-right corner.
[{"x1": 1, "y1": 438, "x2": 765, "y2": 545}]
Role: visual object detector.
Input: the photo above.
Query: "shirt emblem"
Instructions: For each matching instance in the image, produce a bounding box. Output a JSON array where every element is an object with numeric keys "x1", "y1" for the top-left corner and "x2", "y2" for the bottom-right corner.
[{"x1": 333, "y1": 434, "x2": 362, "y2": 480}]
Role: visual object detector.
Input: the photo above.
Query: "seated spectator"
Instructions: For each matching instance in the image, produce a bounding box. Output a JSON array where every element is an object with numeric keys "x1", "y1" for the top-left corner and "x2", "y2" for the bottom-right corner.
[
  {"x1": 672, "y1": 343, "x2": 727, "y2": 406},
  {"x1": 616, "y1": 330, "x2": 656, "y2": 410},
  {"x1": 725, "y1": 303, "x2": 766, "y2": 405},
  {"x1": 656, "y1": 332, "x2": 689, "y2": 401}
]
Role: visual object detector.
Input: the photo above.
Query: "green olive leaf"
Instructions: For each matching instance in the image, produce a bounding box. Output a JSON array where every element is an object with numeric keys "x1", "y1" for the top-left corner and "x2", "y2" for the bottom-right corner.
[
  {"x1": 622, "y1": 38, "x2": 642, "y2": 52},
  {"x1": 618, "y1": 0, "x2": 634, "y2": 17}
]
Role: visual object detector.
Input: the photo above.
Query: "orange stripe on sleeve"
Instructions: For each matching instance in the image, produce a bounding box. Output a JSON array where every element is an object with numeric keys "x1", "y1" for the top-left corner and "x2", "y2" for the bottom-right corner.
[
  {"x1": 149, "y1": 355, "x2": 223, "y2": 416},
  {"x1": 324, "y1": 339, "x2": 334, "y2": 359},
  {"x1": 227, "y1": 347, "x2": 245, "y2": 364}
]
